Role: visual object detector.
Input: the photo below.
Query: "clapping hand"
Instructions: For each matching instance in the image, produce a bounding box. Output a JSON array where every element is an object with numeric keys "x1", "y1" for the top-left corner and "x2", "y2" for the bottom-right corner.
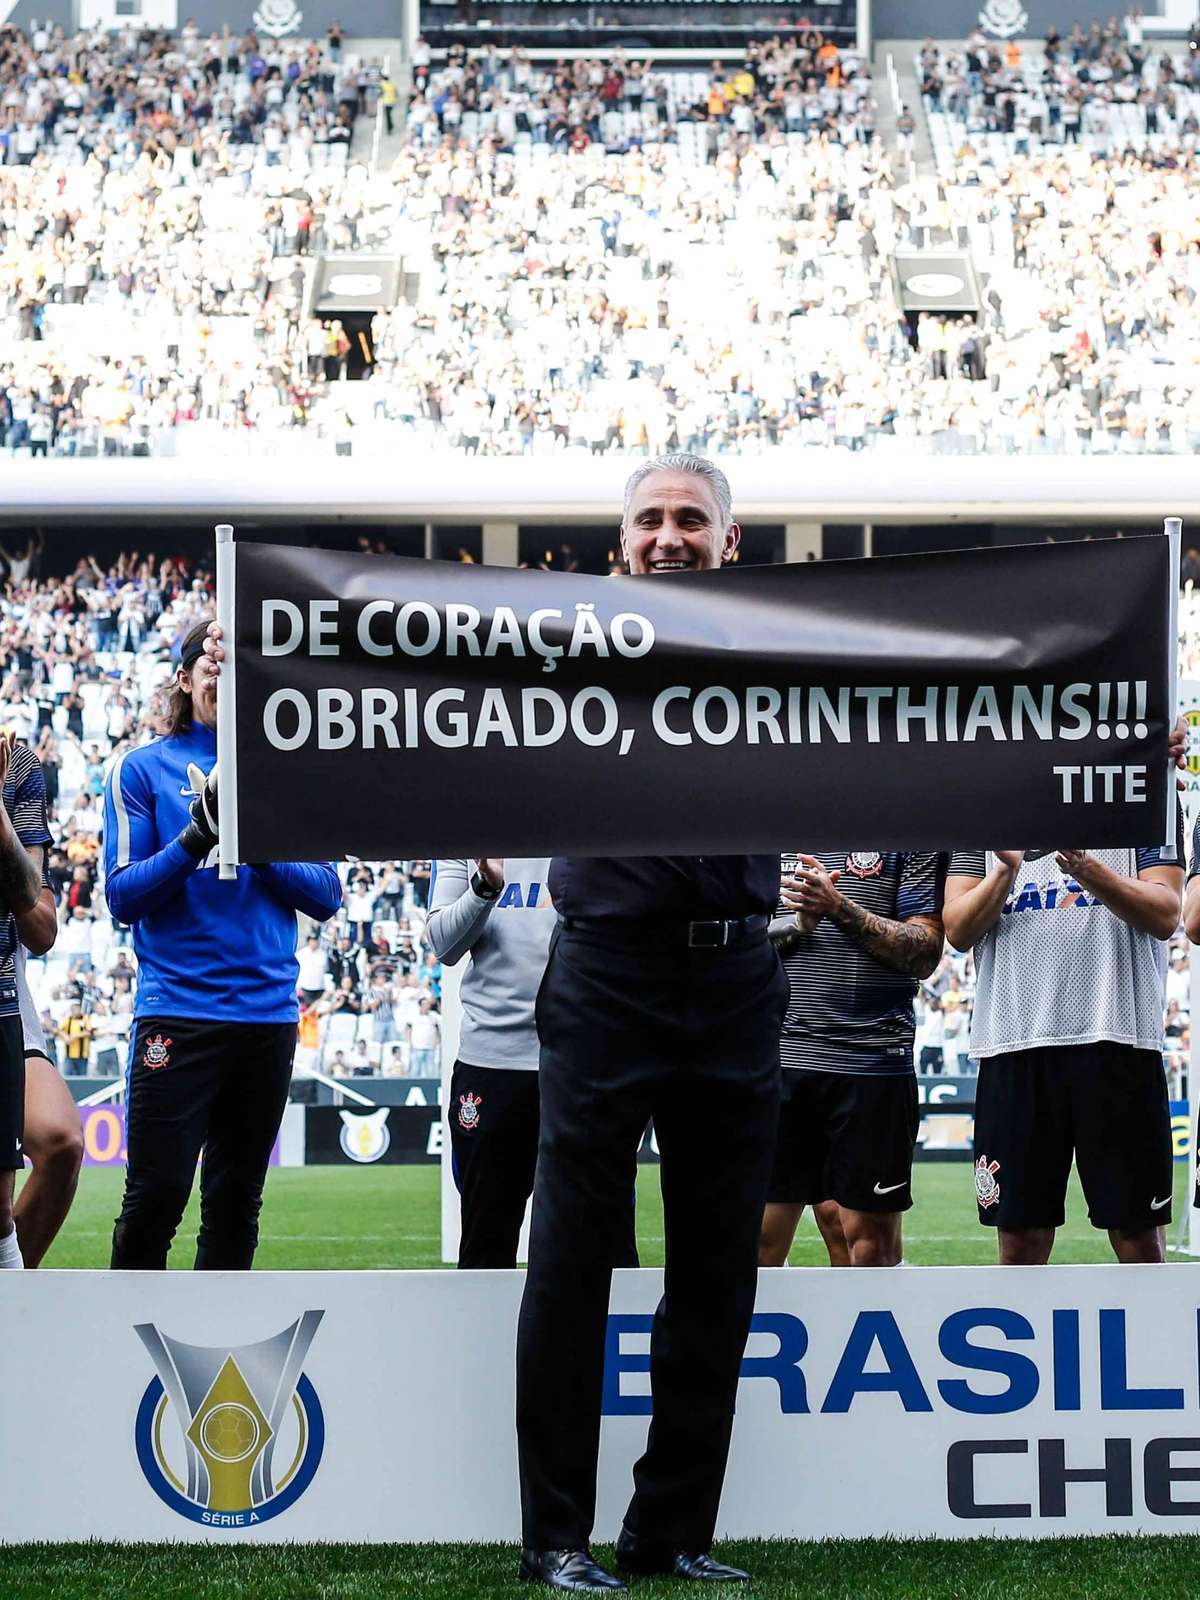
[{"x1": 781, "y1": 853, "x2": 841, "y2": 931}]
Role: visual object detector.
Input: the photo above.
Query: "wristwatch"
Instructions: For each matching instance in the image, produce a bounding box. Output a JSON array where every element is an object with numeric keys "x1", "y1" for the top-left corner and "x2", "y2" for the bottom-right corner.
[{"x1": 471, "y1": 869, "x2": 501, "y2": 901}]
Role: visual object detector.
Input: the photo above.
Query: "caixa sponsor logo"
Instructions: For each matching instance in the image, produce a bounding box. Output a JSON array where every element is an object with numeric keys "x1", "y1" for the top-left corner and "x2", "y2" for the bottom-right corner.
[
  {"x1": 134, "y1": 1312, "x2": 325, "y2": 1526},
  {"x1": 604, "y1": 1307, "x2": 1200, "y2": 1520}
]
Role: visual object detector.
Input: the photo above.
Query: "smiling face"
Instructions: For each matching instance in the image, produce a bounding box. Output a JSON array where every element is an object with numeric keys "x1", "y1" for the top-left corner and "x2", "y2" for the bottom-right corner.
[{"x1": 620, "y1": 469, "x2": 740, "y2": 576}]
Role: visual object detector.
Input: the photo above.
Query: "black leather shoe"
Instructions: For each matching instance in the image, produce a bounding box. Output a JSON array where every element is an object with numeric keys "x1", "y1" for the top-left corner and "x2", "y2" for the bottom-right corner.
[
  {"x1": 519, "y1": 1548, "x2": 628, "y2": 1592},
  {"x1": 615, "y1": 1529, "x2": 750, "y2": 1583}
]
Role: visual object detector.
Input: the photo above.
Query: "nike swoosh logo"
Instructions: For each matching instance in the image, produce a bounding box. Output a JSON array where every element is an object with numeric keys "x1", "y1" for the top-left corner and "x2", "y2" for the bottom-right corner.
[
  {"x1": 1151, "y1": 1196, "x2": 1170, "y2": 1210},
  {"x1": 874, "y1": 1180, "x2": 906, "y2": 1195},
  {"x1": 180, "y1": 784, "x2": 199, "y2": 797}
]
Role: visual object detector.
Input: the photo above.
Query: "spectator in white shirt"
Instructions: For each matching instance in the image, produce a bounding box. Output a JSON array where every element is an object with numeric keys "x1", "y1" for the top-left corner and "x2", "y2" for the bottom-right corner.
[{"x1": 407, "y1": 997, "x2": 441, "y2": 1076}]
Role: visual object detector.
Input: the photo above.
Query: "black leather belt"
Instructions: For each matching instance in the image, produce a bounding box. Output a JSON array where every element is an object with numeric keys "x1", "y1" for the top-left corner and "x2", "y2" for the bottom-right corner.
[{"x1": 560, "y1": 914, "x2": 769, "y2": 948}]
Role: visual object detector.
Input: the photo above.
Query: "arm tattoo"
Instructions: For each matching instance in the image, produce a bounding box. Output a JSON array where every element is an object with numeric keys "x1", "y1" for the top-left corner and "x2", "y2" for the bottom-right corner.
[
  {"x1": 0, "y1": 826, "x2": 40, "y2": 917},
  {"x1": 828, "y1": 897, "x2": 942, "y2": 978}
]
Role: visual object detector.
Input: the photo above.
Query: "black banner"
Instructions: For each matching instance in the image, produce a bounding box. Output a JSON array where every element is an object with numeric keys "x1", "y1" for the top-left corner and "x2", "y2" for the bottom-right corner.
[{"x1": 228, "y1": 537, "x2": 1172, "y2": 862}]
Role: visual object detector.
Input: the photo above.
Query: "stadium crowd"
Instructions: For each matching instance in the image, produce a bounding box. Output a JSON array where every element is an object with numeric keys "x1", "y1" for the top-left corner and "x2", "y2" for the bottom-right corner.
[
  {"x1": 4, "y1": 17, "x2": 1199, "y2": 459},
  {"x1": 0, "y1": 19, "x2": 387, "y2": 457},
  {"x1": 919, "y1": 15, "x2": 1200, "y2": 160},
  {"x1": 0, "y1": 539, "x2": 443, "y2": 1083},
  {"x1": 910, "y1": 20, "x2": 1200, "y2": 458}
]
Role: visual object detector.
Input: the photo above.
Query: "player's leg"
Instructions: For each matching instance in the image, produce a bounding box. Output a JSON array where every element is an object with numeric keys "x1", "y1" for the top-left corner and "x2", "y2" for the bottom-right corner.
[
  {"x1": 1071, "y1": 1041, "x2": 1172, "y2": 1265},
  {"x1": 1108, "y1": 1226, "x2": 1167, "y2": 1264},
  {"x1": 759, "y1": 1202, "x2": 804, "y2": 1265},
  {"x1": 14, "y1": 1051, "x2": 84, "y2": 1267},
  {"x1": 997, "y1": 1227, "x2": 1056, "y2": 1266},
  {"x1": 112, "y1": 1017, "x2": 216, "y2": 1268},
  {"x1": 828, "y1": 1073, "x2": 918, "y2": 1267},
  {"x1": 451, "y1": 1060, "x2": 541, "y2": 1269},
  {"x1": 974, "y1": 1047, "x2": 1071, "y2": 1267},
  {"x1": 813, "y1": 1199, "x2": 851, "y2": 1265},
  {"x1": 839, "y1": 1208, "x2": 901, "y2": 1265},
  {"x1": 760, "y1": 1071, "x2": 825, "y2": 1265},
  {"x1": 0, "y1": 1016, "x2": 25, "y2": 1265},
  {"x1": 195, "y1": 1021, "x2": 296, "y2": 1270}
]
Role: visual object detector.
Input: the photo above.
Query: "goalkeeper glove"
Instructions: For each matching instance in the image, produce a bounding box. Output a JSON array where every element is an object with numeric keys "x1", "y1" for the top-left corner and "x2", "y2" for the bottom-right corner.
[{"x1": 178, "y1": 761, "x2": 219, "y2": 859}]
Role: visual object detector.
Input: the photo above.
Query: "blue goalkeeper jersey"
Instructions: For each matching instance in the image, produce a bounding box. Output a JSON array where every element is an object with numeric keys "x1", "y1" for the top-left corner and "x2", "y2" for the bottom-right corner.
[{"x1": 102, "y1": 722, "x2": 342, "y2": 1023}]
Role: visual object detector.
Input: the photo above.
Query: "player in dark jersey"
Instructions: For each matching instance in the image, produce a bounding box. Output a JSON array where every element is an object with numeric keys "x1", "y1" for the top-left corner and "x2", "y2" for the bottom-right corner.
[
  {"x1": 0, "y1": 732, "x2": 55, "y2": 1271},
  {"x1": 760, "y1": 850, "x2": 946, "y2": 1268}
]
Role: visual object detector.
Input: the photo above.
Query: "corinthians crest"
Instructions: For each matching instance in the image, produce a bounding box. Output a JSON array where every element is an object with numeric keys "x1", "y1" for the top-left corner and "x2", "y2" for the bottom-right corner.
[
  {"x1": 253, "y1": 0, "x2": 303, "y2": 38},
  {"x1": 134, "y1": 1312, "x2": 325, "y2": 1525},
  {"x1": 979, "y1": 0, "x2": 1028, "y2": 37}
]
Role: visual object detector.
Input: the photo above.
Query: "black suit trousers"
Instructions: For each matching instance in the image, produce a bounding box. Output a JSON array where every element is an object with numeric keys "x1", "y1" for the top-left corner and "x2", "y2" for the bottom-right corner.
[{"x1": 516, "y1": 924, "x2": 786, "y2": 1551}]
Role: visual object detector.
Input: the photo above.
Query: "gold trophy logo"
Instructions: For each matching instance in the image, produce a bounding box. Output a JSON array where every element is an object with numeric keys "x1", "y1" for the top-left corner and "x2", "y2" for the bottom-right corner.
[
  {"x1": 185, "y1": 1356, "x2": 274, "y2": 1512},
  {"x1": 135, "y1": 1311, "x2": 325, "y2": 1526}
]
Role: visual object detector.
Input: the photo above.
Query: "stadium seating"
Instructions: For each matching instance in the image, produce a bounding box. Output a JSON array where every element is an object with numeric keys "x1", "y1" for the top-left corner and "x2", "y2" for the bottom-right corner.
[{"x1": 8, "y1": 22, "x2": 1200, "y2": 461}]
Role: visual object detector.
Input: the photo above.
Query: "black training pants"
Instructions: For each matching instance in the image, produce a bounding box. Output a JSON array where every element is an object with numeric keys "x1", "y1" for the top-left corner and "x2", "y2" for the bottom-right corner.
[
  {"x1": 516, "y1": 925, "x2": 786, "y2": 1551},
  {"x1": 450, "y1": 1060, "x2": 541, "y2": 1269},
  {"x1": 111, "y1": 1016, "x2": 296, "y2": 1270},
  {"x1": 451, "y1": 1059, "x2": 638, "y2": 1270}
]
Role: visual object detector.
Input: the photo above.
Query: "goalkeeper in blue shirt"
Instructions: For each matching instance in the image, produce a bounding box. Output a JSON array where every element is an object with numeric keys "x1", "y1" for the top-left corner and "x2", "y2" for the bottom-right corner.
[{"x1": 103, "y1": 621, "x2": 342, "y2": 1269}]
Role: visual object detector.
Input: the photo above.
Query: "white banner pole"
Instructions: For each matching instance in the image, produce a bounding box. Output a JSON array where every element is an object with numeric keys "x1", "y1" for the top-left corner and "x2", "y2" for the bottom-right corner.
[
  {"x1": 214, "y1": 525, "x2": 239, "y2": 881},
  {"x1": 1165, "y1": 516, "x2": 1182, "y2": 850}
]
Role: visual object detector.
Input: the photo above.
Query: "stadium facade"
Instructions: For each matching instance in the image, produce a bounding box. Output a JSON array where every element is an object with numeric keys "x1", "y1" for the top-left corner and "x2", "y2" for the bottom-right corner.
[{"x1": 8, "y1": 455, "x2": 1200, "y2": 572}]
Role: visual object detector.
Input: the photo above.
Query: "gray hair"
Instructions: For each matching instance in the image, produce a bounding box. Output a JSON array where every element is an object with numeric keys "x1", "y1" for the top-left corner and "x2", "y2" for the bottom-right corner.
[{"x1": 622, "y1": 453, "x2": 733, "y2": 530}]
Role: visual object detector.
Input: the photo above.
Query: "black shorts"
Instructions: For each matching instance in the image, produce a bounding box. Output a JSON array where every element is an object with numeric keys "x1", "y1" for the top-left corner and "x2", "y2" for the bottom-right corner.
[
  {"x1": 973, "y1": 1041, "x2": 1172, "y2": 1232},
  {"x1": 0, "y1": 1014, "x2": 25, "y2": 1172},
  {"x1": 767, "y1": 1069, "x2": 919, "y2": 1213}
]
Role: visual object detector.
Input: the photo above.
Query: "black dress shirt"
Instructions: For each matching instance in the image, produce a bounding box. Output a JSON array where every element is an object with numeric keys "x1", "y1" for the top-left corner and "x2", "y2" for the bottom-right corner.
[{"x1": 548, "y1": 855, "x2": 780, "y2": 921}]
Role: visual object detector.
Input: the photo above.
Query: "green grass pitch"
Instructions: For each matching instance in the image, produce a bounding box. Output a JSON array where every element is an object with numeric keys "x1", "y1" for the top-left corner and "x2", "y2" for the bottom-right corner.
[
  {"x1": 10, "y1": 1536, "x2": 1200, "y2": 1598},
  {"x1": 34, "y1": 1158, "x2": 1196, "y2": 1271},
  {"x1": 12, "y1": 1161, "x2": 1199, "y2": 1597}
]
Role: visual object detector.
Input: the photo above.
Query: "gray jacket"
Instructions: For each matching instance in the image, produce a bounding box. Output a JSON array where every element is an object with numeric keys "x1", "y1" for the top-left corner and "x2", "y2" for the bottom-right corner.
[{"x1": 426, "y1": 858, "x2": 556, "y2": 1071}]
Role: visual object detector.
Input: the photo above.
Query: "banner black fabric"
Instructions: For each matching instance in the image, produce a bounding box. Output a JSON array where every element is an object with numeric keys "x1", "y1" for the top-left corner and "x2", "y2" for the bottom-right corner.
[{"x1": 229, "y1": 537, "x2": 1171, "y2": 861}]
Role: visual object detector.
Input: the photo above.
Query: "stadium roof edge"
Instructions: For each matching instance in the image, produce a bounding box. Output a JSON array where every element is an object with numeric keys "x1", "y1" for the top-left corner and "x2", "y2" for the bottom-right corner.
[{"x1": 3, "y1": 457, "x2": 1197, "y2": 525}]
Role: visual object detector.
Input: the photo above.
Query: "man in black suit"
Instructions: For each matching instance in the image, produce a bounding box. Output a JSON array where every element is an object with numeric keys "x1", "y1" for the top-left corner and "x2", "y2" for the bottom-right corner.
[{"x1": 515, "y1": 455, "x2": 789, "y2": 1592}]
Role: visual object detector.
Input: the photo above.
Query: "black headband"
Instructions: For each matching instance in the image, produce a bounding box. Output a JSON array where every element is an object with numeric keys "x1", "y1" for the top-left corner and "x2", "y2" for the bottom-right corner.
[{"x1": 179, "y1": 636, "x2": 207, "y2": 673}]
